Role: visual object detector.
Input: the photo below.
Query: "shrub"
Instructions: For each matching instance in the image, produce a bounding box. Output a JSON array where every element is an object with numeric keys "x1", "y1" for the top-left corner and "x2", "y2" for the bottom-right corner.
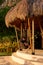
[{"x1": 12, "y1": 42, "x2": 19, "y2": 52}]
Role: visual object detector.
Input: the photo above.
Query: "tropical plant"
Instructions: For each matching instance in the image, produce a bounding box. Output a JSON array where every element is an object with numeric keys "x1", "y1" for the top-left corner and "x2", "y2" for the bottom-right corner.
[{"x1": 0, "y1": 0, "x2": 5, "y2": 5}]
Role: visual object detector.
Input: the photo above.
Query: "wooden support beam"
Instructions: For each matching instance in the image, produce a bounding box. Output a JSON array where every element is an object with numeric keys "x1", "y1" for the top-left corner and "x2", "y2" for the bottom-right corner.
[
  {"x1": 15, "y1": 27, "x2": 18, "y2": 43},
  {"x1": 32, "y1": 19, "x2": 35, "y2": 55},
  {"x1": 27, "y1": 18, "x2": 32, "y2": 49},
  {"x1": 21, "y1": 23, "x2": 22, "y2": 38}
]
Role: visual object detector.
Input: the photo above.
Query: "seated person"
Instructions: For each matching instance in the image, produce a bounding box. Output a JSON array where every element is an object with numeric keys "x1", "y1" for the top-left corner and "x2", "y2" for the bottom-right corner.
[
  {"x1": 21, "y1": 37, "x2": 26, "y2": 43},
  {"x1": 20, "y1": 37, "x2": 29, "y2": 50},
  {"x1": 20, "y1": 37, "x2": 26, "y2": 50}
]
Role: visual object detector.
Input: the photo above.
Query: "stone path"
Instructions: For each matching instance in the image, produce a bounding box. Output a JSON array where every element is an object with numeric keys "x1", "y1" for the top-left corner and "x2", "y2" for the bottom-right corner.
[
  {"x1": 0, "y1": 56, "x2": 21, "y2": 65},
  {"x1": 0, "y1": 49, "x2": 43, "y2": 65},
  {"x1": 22, "y1": 49, "x2": 43, "y2": 56},
  {"x1": 0, "y1": 56, "x2": 43, "y2": 65}
]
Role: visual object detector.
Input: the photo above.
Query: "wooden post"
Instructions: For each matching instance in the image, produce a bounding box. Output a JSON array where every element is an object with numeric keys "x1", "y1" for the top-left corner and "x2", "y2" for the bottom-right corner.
[
  {"x1": 27, "y1": 18, "x2": 32, "y2": 49},
  {"x1": 9, "y1": 0, "x2": 12, "y2": 6},
  {"x1": 15, "y1": 27, "x2": 18, "y2": 43},
  {"x1": 21, "y1": 23, "x2": 22, "y2": 38},
  {"x1": 32, "y1": 19, "x2": 35, "y2": 55}
]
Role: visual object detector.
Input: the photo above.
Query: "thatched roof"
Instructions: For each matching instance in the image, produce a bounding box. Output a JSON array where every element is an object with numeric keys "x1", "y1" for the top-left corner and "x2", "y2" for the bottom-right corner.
[
  {"x1": 5, "y1": 0, "x2": 29, "y2": 28},
  {"x1": 5, "y1": 0, "x2": 43, "y2": 30},
  {"x1": 33, "y1": 0, "x2": 43, "y2": 16}
]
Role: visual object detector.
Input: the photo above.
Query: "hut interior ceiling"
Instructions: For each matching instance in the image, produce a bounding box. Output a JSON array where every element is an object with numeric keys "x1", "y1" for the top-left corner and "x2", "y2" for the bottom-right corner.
[
  {"x1": 9, "y1": 18, "x2": 28, "y2": 30},
  {"x1": 29, "y1": 15, "x2": 43, "y2": 31},
  {"x1": 34, "y1": 16, "x2": 43, "y2": 30}
]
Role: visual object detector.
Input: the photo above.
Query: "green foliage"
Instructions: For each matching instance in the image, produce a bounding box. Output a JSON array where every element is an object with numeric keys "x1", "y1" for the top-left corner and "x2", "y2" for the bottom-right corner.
[
  {"x1": 34, "y1": 30, "x2": 41, "y2": 49},
  {"x1": 0, "y1": 6, "x2": 10, "y2": 31},
  {"x1": 0, "y1": 0, "x2": 5, "y2": 5},
  {"x1": 0, "y1": 41, "x2": 19, "y2": 53},
  {"x1": 0, "y1": 6, "x2": 20, "y2": 54},
  {"x1": 0, "y1": 52, "x2": 12, "y2": 56},
  {"x1": 12, "y1": 42, "x2": 19, "y2": 52},
  {"x1": 0, "y1": 6, "x2": 16, "y2": 40},
  {"x1": 0, "y1": 6, "x2": 10, "y2": 19}
]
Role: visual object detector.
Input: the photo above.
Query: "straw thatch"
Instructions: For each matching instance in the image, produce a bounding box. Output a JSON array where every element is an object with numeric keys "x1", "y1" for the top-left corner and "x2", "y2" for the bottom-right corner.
[
  {"x1": 33, "y1": 0, "x2": 43, "y2": 29},
  {"x1": 5, "y1": 0, "x2": 43, "y2": 29},
  {"x1": 5, "y1": 0, "x2": 29, "y2": 28},
  {"x1": 33, "y1": 0, "x2": 43, "y2": 16}
]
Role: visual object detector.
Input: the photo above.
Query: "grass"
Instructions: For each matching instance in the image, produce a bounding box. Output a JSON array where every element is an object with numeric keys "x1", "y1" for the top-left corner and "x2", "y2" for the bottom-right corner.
[{"x1": 0, "y1": 52, "x2": 12, "y2": 56}]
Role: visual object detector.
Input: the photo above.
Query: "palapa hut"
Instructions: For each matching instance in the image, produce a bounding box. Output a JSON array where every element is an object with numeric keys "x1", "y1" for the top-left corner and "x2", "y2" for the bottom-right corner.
[
  {"x1": 33, "y1": 0, "x2": 43, "y2": 49},
  {"x1": 5, "y1": 0, "x2": 43, "y2": 54},
  {"x1": 5, "y1": 0, "x2": 31, "y2": 46}
]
